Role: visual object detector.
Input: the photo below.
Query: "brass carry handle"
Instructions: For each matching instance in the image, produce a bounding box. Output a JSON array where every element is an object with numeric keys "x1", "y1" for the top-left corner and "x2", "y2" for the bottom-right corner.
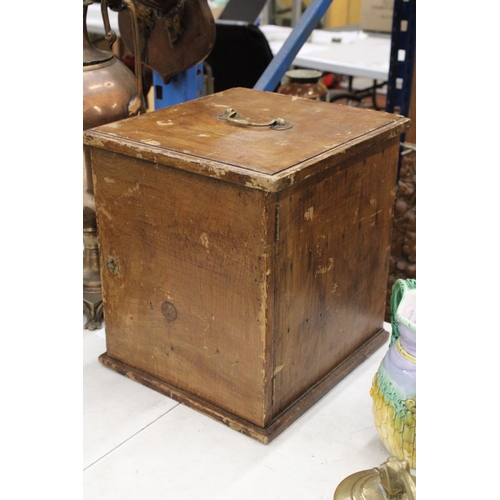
[{"x1": 218, "y1": 108, "x2": 292, "y2": 130}]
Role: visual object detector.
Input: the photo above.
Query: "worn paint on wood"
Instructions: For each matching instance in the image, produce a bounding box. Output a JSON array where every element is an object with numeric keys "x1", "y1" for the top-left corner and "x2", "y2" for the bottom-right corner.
[
  {"x1": 85, "y1": 88, "x2": 410, "y2": 442},
  {"x1": 271, "y1": 139, "x2": 400, "y2": 417},
  {"x1": 84, "y1": 87, "x2": 410, "y2": 192}
]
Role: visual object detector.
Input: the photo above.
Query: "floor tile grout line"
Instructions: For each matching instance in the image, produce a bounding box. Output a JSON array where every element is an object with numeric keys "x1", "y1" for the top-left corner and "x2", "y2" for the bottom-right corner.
[{"x1": 83, "y1": 402, "x2": 181, "y2": 471}]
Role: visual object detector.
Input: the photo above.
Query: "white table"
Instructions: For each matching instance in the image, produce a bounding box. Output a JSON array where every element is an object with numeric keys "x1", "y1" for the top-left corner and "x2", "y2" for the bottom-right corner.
[{"x1": 259, "y1": 24, "x2": 391, "y2": 81}]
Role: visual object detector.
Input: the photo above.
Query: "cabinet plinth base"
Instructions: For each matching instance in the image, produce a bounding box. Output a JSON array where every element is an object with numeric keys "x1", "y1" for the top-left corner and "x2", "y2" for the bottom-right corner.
[{"x1": 98, "y1": 328, "x2": 388, "y2": 444}]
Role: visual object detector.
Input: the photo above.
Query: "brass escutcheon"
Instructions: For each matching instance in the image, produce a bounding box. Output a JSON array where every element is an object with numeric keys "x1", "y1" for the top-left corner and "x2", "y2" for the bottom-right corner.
[{"x1": 104, "y1": 256, "x2": 119, "y2": 275}]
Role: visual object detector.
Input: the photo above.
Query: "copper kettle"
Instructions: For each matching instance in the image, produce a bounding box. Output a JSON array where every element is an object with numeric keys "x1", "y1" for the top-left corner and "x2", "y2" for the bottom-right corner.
[{"x1": 83, "y1": 0, "x2": 145, "y2": 329}]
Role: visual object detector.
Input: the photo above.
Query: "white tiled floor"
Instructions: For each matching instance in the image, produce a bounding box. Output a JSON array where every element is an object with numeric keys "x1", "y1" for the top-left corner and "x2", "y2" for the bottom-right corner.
[{"x1": 83, "y1": 318, "x2": 392, "y2": 500}]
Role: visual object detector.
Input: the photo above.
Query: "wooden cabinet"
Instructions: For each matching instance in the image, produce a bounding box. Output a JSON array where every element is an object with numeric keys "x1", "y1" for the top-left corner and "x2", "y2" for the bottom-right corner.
[{"x1": 84, "y1": 88, "x2": 409, "y2": 443}]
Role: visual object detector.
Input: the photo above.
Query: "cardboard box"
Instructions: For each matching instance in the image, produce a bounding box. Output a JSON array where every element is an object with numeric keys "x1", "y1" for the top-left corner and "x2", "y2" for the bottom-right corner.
[{"x1": 360, "y1": 0, "x2": 394, "y2": 33}]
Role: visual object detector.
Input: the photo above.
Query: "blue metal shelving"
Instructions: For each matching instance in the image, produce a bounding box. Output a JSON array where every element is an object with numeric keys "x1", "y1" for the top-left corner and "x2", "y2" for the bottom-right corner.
[{"x1": 385, "y1": 0, "x2": 416, "y2": 119}]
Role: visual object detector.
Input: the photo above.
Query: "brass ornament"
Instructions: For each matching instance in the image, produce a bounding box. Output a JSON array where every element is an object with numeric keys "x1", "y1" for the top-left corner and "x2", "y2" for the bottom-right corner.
[{"x1": 333, "y1": 457, "x2": 416, "y2": 500}]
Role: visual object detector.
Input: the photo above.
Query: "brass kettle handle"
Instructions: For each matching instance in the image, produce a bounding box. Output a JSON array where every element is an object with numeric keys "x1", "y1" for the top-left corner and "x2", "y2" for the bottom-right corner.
[
  {"x1": 218, "y1": 108, "x2": 292, "y2": 130},
  {"x1": 101, "y1": 0, "x2": 144, "y2": 116},
  {"x1": 100, "y1": 0, "x2": 117, "y2": 47}
]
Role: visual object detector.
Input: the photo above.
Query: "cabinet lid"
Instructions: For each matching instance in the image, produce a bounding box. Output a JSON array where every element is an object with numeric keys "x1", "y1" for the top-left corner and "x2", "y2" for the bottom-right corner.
[{"x1": 83, "y1": 88, "x2": 410, "y2": 192}]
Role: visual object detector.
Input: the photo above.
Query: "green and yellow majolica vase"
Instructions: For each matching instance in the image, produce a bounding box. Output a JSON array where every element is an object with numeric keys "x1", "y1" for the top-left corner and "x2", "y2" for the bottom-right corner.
[{"x1": 370, "y1": 279, "x2": 416, "y2": 469}]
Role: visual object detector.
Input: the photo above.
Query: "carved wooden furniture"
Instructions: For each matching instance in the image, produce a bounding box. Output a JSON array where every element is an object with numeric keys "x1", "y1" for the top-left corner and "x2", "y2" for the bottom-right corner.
[{"x1": 83, "y1": 88, "x2": 409, "y2": 443}]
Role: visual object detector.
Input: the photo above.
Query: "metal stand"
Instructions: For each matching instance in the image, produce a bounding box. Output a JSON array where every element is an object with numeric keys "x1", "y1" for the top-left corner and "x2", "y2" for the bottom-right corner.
[
  {"x1": 83, "y1": 225, "x2": 104, "y2": 330},
  {"x1": 83, "y1": 293, "x2": 104, "y2": 331},
  {"x1": 385, "y1": 0, "x2": 416, "y2": 173}
]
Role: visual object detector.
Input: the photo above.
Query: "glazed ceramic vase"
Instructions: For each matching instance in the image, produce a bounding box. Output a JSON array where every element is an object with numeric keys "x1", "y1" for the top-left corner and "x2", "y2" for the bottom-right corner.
[
  {"x1": 370, "y1": 279, "x2": 416, "y2": 469},
  {"x1": 278, "y1": 69, "x2": 328, "y2": 101}
]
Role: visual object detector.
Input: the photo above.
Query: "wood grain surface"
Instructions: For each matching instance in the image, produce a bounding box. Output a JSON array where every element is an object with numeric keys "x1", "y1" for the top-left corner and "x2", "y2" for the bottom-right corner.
[
  {"x1": 93, "y1": 149, "x2": 275, "y2": 426},
  {"x1": 84, "y1": 88, "x2": 409, "y2": 191},
  {"x1": 271, "y1": 138, "x2": 400, "y2": 417},
  {"x1": 86, "y1": 88, "x2": 410, "y2": 440}
]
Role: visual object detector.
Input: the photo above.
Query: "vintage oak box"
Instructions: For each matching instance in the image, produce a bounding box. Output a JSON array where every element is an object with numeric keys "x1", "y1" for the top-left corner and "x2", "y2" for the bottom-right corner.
[{"x1": 83, "y1": 88, "x2": 410, "y2": 443}]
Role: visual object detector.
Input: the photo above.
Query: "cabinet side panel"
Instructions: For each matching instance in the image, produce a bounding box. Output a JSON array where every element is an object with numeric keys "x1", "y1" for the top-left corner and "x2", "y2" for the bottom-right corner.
[
  {"x1": 272, "y1": 139, "x2": 399, "y2": 417},
  {"x1": 92, "y1": 149, "x2": 270, "y2": 426}
]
